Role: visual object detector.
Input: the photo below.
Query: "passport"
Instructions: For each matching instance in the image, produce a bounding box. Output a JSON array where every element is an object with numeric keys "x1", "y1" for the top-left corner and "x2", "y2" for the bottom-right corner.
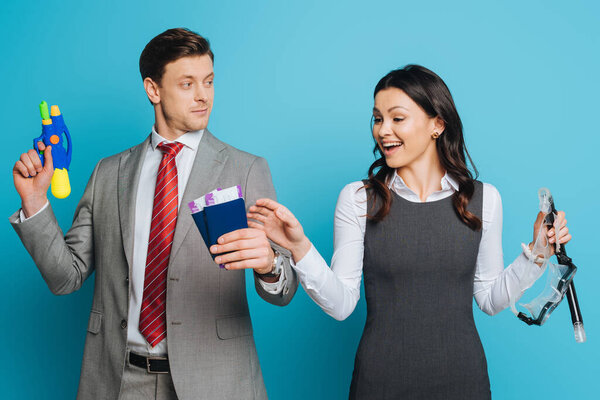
[{"x1": 189, "y1": 186, "x2": 247, "y2": 268}]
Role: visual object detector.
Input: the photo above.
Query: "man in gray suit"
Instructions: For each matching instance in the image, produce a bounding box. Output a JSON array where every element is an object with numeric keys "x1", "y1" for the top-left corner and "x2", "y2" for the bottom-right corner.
[{"x1": 10, "y1": 28, "x2": 297, "y2": 400}]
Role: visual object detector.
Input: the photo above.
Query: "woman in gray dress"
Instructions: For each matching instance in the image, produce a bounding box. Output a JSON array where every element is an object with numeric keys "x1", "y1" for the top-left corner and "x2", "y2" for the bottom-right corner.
[{"x1": 245, "y1": 65, "x2": 572, "y2": 399}]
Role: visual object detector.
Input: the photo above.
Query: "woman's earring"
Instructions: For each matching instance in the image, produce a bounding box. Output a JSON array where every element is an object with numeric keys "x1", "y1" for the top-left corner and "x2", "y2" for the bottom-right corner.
[{"x1": 432, "y1": 132, "x2": 440, "y2": 139}]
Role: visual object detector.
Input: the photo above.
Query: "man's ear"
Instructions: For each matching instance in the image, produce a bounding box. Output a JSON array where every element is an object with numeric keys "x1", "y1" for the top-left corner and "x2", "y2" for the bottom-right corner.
[{"x1": 144, "y1": 77, "x2": 161, "y2": 105}]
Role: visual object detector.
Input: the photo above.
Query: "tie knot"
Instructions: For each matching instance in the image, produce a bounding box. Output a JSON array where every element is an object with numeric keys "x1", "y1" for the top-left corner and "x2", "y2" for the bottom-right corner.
[{"x1": 158, "y1": 142, "x2": 184, "y2": 157}]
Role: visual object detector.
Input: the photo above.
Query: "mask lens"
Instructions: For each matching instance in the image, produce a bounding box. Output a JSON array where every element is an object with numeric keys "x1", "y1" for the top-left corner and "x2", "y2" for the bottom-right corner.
[{"x1": 518, "y1": 261, "x2": 576, "y2": 326}]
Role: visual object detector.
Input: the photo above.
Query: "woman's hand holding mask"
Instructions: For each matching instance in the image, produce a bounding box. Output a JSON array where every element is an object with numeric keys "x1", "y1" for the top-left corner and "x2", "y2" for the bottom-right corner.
[{"x1": 529, "y1": 210, "x2": 571, "y2": 265}]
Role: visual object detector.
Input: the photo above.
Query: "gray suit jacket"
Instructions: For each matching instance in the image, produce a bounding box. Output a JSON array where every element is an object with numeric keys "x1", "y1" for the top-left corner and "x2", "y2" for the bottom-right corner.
[{"x1": 10, "y1": 130, "x2": 298, "y2": 400}]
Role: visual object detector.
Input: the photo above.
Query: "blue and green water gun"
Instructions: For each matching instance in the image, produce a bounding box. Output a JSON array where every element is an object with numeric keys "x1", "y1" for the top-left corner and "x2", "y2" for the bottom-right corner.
[{"x1": 34, "y1": 101, "x2": 72, "y2": 199}]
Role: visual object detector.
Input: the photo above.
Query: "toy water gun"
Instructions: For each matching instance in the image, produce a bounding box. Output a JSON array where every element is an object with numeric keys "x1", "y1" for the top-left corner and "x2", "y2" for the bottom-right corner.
[{"x1": 33, "y1": 101, "x2": 72, "y2": 199}]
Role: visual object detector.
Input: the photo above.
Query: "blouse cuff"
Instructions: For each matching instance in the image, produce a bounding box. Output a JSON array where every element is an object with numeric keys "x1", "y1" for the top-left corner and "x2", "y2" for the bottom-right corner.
[
  {"x1": 290, "y1": 243, "x2": 327, "y2": 291},
  {"x1": 290, "y1": 243, "x2": 319, "y2": 272},
  {"x1": 515, "y1": 245, "x2": 547, "y2": 289},
  {"x1": 521, "y1": 242, "x2": 541, "y2": 263}
]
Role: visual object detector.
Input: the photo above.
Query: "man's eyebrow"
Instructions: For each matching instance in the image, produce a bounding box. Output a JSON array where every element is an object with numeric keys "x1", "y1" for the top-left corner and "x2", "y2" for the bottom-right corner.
[{"x1": 177, "y1": 73, "x2": 214, "y2": 80}]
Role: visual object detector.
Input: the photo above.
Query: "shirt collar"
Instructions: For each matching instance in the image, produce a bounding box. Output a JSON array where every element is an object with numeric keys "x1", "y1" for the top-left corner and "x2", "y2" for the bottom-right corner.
[
  {"x1": 442, "y1": 173, "x2": 460, "y2": 191},
  {"x1": 387, "y1": 171, "x2": 460, "y2": 192},
  {"x1": 151, "y1": 125, "x2": 204, "y2": 151}
]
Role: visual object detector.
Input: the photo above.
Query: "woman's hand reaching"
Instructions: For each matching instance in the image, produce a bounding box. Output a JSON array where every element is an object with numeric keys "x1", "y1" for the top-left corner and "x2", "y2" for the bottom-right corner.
[{"x1": 248, "y1": 198, "x2": 312, "y2": 263}]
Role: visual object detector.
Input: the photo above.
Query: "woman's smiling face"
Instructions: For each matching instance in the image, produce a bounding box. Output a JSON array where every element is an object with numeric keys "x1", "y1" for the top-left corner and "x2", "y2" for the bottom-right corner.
[{"x1": 372, "y1": 87, "x2": 444, "y2": 169}]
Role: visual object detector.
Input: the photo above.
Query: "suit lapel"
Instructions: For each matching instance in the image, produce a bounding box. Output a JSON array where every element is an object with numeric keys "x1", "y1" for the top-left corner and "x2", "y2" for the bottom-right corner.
[
  {"x1": 118, "y1": 135, "x2": 150, "y2": 271},
  {"x1": 170, "y1": 129, "x2": 228, "y2": 261}
]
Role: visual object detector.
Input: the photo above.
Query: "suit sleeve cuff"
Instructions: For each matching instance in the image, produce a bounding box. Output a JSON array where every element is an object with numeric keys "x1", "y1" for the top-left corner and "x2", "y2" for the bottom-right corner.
[{"x1": 11, "y1": 201, "x2": 50, "y2": 223}]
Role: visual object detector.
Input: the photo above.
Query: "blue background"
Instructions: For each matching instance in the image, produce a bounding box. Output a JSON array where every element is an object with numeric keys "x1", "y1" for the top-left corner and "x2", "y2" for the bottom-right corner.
[{"x1": 1, "y1": 0, "x2": 598, "y2": 398}]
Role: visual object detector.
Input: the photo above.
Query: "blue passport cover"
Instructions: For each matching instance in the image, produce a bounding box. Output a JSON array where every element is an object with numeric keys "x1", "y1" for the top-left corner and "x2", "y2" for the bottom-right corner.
[{"x1": 191, "y1": 197, "x2": 248, "y2": 263}]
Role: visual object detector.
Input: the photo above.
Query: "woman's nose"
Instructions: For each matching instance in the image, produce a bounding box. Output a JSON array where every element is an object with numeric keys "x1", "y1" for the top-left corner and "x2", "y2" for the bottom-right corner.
[{"x1": 378, "y1": 122, "x2": 393, "y2": 137}]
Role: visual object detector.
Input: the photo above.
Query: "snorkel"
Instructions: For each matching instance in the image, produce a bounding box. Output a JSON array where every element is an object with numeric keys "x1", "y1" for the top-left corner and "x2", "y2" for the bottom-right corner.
[{"x1": 543, "y1": 189, "x2": 586, "y2": 342}]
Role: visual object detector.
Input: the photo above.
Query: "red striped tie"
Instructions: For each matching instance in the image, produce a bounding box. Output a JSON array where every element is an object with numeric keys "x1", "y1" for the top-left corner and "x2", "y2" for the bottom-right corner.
[{"x1": 139, "y1": 141, "x2": 184, "y2": 347}]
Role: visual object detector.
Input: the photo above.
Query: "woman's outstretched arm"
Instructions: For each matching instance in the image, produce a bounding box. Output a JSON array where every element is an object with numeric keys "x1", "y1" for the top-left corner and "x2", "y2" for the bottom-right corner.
[{"x1": 249, "y1": 183, "x2": 366, "y2": 320}]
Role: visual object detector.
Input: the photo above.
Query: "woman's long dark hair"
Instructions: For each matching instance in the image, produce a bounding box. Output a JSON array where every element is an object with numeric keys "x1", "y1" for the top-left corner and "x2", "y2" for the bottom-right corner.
[{"x1": 365, "y1": 65, "x2": 482, "y2": 231}]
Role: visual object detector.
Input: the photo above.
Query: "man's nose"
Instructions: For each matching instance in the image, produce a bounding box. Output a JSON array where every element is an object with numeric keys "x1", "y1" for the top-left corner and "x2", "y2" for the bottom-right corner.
[{"x1": 195, "y1": 86, "x2": 208, "y2": 102}]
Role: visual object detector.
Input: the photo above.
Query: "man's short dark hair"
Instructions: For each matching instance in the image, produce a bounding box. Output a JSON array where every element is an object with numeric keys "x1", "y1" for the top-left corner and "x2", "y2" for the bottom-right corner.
[{"x1": 139, "y1": 28, "x2": 214, "y2": 85}]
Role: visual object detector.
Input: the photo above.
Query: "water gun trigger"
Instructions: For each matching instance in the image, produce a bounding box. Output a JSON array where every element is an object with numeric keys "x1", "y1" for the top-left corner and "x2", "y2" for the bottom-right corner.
[{"x1": 33, "y1": 138, "x2": 45, "y2": 164}]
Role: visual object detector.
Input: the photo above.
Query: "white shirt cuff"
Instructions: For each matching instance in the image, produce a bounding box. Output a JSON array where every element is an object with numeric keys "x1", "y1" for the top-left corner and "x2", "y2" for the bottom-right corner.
[{"x1": 256, "y1": 254, "x2": 286, "y2": 294}]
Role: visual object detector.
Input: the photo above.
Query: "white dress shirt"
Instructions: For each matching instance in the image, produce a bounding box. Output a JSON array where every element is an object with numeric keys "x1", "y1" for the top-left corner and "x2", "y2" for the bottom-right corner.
[
  {"x1": 126, "y1": 128, "x2": 203, "y2": 355},
  {"x1": 292, "y1": 173, "x2": 546, "y2": 321}
]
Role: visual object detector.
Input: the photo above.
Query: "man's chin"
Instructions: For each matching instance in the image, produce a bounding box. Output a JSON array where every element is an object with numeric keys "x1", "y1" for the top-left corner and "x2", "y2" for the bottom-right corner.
[{"x1": 185, "y1": 119, "x2": 209, "y2": 132}]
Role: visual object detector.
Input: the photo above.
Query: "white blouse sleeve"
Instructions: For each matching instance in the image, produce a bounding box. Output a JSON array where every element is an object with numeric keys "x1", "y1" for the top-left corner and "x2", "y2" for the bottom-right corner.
[
  {"x1": 473, "y1": 183, "x2": 546, "y2": 315},
  {"x1": 291, "y1": 182, "x2": 366, "y2": 321}
]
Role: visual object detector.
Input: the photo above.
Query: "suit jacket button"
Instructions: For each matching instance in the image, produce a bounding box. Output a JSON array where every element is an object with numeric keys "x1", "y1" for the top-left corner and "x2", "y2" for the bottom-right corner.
[
  {"x1": 125, "y1": 277, "x2": 129, "y2": 284},
  {"x1": 121, "y1": 319, "x2": 127, "y2": 329}
]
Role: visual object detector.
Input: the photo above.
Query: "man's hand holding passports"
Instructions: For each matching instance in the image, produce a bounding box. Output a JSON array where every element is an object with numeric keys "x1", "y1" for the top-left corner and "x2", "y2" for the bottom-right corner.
[{"x1": 188, "y1": 185, "x2": 278, "y2": 280}]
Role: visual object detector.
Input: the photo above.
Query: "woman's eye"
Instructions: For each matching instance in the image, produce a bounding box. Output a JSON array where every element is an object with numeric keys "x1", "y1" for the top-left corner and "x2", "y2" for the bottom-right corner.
[
  {"x1": 373, "y1": 117, "x2": 382, "y2": 124},
  {"x1": 204, "y1": 80, "x2": 213, "y2": 87},
  {"x1": 393, "y1": 117, "x2": 404, "y2": 122}
]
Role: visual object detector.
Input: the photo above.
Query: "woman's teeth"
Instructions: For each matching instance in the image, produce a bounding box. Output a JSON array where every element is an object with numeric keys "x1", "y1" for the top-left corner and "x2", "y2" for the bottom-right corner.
[{"x1": 383, "y1": 142, "x2": 403, "y2": 149}]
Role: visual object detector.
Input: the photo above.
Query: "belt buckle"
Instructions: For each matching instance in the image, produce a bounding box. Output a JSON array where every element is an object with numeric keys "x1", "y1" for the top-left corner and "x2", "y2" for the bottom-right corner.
[{"x1": 146, "y1": 356, "x2": 168, "y2": 374}]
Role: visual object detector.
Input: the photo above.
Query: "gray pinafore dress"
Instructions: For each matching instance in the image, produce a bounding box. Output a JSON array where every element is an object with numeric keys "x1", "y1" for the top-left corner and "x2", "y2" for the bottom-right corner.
[{"x1": 349, "y1": 181, "x2": 491, "y2": 399}]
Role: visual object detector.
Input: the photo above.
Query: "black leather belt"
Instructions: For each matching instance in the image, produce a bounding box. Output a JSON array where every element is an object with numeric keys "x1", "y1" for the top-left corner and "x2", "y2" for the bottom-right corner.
[{"x1": 129, "y1": 351, "x2": 170, "y2": 374}]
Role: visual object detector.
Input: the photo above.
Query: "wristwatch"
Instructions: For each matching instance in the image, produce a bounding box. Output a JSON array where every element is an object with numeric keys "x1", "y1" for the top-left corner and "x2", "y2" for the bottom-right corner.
[{"x1": 258, "y1": 249, "x2": 281, "y2": 278}]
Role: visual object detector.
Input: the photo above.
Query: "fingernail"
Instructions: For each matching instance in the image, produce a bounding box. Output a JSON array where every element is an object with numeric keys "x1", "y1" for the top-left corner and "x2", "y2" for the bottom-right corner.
[
  {"x1": 215, "y1": 257, "x2": 221, "y2": 263},
  {"x1": 210, "y1": 246, "x2": 217, "y2": 253},
  {"x1": 218, "y1": 237, "x2": 224, "y2": 244}
]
